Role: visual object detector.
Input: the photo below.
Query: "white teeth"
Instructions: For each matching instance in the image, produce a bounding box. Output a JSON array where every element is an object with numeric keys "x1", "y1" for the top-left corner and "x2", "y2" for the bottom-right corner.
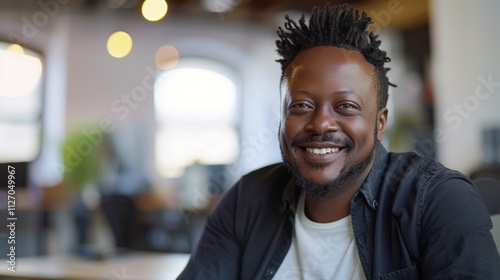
[{"x1": 306, "y1": 147, "x2": 339, "y2": 155}]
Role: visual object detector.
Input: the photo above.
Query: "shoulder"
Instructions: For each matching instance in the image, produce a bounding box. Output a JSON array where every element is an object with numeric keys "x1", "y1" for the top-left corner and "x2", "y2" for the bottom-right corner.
[
  {"x1": 240, "y1": 163, "x2": 292, "y2": 186},
  {"x1": 382, "y1": 151, "x2": 489, "y2": 224},
  {"x1": 231, "y1": 163, "x2": 292, "y2": 199},
  {"x1": 213, "y1": 163, "x2": 292, "y2": 238},
  {"x1": 384, "y1": 150, "x2": 470, "y2": 191},
  {"x1": 379, "y1": 151, "x2": 491, "y2": 245},
  {"x1": 379, "y1": 150, "x2": 478, "y2": 218},
  {"x1": 207, "y1": 163, "x2": 291, "y2": 218},
  {"x1": 216, "y1": 163, "x2": 291, "y2": 206}
]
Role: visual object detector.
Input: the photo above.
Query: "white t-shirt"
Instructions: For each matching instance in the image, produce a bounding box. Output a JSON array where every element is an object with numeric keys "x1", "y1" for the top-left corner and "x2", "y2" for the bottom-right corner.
[{"x1": 273, "y1": 193, "x2": 366, "y2": 280}]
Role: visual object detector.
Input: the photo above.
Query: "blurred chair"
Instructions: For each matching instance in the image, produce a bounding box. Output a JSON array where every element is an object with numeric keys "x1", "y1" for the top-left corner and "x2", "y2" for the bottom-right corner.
[
  {"x1": 100, "y1": 194, "x2": 139, "y2": 249},
  {"x1": 472, "y1": 178, "x2": 500, "y2": 215}
]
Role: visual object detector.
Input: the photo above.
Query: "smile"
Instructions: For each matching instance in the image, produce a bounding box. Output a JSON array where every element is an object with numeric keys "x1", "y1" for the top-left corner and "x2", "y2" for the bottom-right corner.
[{"x1": 305, "y1": 147, "x2": 339, "y2": 155}]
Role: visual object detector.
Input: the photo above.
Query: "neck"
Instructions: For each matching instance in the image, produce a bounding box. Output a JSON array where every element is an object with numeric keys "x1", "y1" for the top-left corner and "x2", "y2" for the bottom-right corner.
[{"x1": 304, "y1": 189, "x2": 356, "y2": 223}]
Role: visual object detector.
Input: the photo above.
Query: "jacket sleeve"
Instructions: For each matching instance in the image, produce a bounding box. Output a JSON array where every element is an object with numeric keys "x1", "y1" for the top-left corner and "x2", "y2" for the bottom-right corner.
[
  {"x1": 419, "y1": 177, "x2": 500, "y2": 279},
  {"x1": 177, "y1": 181, "x2": 241, "y2": 280}
]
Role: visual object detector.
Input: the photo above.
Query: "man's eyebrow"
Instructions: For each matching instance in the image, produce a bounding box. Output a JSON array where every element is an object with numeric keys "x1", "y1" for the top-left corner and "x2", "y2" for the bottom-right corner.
[
  {"x1": 333, "y1": 90, "x2": 359, "y2": 96},
  {"x1": 289, "y1": 89, "x2": 312, "y2": 95},
  {"x1": 290, "y1": 90, "x2": 359, "y2": 96}
]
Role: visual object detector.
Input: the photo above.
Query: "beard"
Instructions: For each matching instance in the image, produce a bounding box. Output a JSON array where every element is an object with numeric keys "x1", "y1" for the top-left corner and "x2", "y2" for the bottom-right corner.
[{"x1": 281, "y1": 131, "x2": 377, "y2": 200}]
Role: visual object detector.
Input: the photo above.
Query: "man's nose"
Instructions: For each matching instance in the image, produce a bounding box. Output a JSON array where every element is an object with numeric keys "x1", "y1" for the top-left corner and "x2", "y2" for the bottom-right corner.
[{"x1": 305, "y1": 108, "x2": 339, "y2": 135}]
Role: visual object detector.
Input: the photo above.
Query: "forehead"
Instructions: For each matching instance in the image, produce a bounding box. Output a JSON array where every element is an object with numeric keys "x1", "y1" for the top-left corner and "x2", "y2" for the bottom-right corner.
[{"x1": 283, "y1": 46, "x2": 376, "y2": 95}]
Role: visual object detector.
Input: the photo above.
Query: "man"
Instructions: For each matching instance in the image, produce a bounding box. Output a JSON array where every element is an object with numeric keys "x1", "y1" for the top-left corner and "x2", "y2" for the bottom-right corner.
[{"x1": 178, "y1": 3, "x2": 500, "y2": 279}]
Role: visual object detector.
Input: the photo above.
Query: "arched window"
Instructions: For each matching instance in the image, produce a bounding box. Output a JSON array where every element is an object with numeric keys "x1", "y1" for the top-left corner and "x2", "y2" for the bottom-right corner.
[
  {"x1": 0, "y1": 42, "x2": 43, "y2": 163},
  {"x1": 154, "y1": 58, "x2": 239, "y2": 178}
]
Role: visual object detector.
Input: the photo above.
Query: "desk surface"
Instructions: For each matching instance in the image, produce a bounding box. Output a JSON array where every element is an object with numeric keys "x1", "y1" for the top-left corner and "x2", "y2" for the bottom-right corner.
[{"x1": 0, "y1": 252, "x2": 190, "y2": 280}]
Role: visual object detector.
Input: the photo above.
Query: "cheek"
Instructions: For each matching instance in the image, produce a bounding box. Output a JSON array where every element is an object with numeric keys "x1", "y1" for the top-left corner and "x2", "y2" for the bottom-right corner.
[
  {"x1": 342, "y1": 119, "x2": 375, "y2": 146},
  {"x1": 284, "y1": 115, "x2": 305, "y2": 132},
  {"x1": 279, "y1": 119, "x2": 298, "y2": 155},
  {"x1": 282, "y1": 118, "x2": 295, "y2": 139},
  {"x1": 279, "y1": 125, "x2": 286, "y2": 144},
  {"x1": 279, "y1": 121, "x2": 290, "y2": 150}
]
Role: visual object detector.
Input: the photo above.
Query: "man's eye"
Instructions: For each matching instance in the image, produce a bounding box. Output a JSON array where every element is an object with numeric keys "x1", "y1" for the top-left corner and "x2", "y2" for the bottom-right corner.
[
  {"x1": 338, "y1": 103, "x2": 354, "y2": 109},
  {"x1": 290, "y1": 103, "x2": 311, "y2": 109}
]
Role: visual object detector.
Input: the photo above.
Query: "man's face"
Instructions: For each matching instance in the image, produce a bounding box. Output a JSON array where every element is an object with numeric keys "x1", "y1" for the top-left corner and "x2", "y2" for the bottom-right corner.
[{"x1": 279, "y1": 46, "x2": 387, "y2": 199}]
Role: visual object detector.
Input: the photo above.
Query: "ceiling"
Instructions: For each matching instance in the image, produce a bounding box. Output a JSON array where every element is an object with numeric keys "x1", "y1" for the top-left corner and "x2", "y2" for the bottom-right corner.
[
  {"x1": 237, "y1": 0, "x2": 425, "y2": 29},
  {"x1": 1, "y1": 0, "x2": 428, "y2": 30},
  {"x1": 144, "y1": 0, "x2": 428, "y2": 30}
]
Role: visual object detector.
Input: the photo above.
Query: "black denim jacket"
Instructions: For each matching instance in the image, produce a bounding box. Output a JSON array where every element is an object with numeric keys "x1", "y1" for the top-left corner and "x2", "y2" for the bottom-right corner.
[{"x1": 178, "y1": 143, "x2": 500, "y2": 279}]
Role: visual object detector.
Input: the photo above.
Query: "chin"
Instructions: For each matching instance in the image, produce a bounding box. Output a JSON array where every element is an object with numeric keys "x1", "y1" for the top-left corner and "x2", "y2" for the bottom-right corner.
[
  {"x1": 282, "y1": 146, "x2": 375, "y2": 199},
  {"x1": 282, "y1": 156, "x2": 346, "y2": 199}
]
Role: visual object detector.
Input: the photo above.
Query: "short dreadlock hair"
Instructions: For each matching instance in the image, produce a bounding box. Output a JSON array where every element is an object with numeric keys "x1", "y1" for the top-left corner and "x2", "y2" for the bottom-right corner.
[{"x1": 276, "y1": 3, "x2": 395, "y2": 110}]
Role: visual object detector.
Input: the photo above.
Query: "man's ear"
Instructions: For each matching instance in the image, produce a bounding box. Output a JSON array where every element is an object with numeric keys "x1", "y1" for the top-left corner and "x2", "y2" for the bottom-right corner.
[{"x1": 376, "y1": 108, "x2": 388, "y2": 142}]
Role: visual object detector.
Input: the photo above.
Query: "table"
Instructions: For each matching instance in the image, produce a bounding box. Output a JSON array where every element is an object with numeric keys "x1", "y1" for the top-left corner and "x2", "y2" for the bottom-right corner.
[{"x1": 0, "y1": 252, "x2": 190, "y2": 280}]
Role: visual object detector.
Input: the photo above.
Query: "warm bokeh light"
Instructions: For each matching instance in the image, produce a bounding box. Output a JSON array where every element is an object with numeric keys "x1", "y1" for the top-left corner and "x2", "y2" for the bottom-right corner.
[
  {"x1": 142, "y1": 0, "x2": 168, "y2": 22},
  {"x1": 106, "y1": 31, "x2": 133, "y2": 58},
  {"x1": 0, "y1": 50, "x2": 42, "y2": 97},
  {"x1": 155, "y1": 45, "x2": 179, "y2": 70},
  {"x1": 7, "y1": 44, "x2": 24, "y2": 54}
]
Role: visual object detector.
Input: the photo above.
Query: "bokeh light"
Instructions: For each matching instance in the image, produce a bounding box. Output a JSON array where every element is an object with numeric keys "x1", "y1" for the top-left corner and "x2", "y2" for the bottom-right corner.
[
  {"x1": 7, "y1": 44, "x2": 24, "y2": 54},
  {"x1": 0, "y1": 50, "x2": 42, "y2": 97},
  {"x1": 142, "y1": 0, "x2": 168, "y2": 22},
  {"x1": 155, "y1": 45, "x2": 179, "y2": 70},
  {"x1": 106, "y1": 31, "x2": 133, "y2": 58}
]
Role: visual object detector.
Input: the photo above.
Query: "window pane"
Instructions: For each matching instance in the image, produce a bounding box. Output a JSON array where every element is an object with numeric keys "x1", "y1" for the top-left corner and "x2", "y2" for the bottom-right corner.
[
  {"x1": 0, "y1": 43, "x2": 43, "y2": 163},
  {"x1": 155, "y1": 67, "x2": 237, "y2": 123},
  {"x1": 154, "y1": 59, "x2": 239, "y2": 177}
]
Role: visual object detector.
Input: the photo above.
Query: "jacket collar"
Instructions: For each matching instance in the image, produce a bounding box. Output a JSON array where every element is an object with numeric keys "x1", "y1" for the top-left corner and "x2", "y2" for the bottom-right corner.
[
  {"x1": 281, "y1": 142, "x2": 389, "y2": 213},
  {"x1": 358, "y1": 142, "x2": 388, "y2": 210}
]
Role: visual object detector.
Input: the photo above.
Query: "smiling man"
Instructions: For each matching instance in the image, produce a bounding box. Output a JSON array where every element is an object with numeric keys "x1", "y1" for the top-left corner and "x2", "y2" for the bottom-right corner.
[
  {"x1": 178, "y1": 3, "x2": 500, "y2": 280},
  {"x1": 279, "y1": 46, "x2": 384, "y2": 217}
]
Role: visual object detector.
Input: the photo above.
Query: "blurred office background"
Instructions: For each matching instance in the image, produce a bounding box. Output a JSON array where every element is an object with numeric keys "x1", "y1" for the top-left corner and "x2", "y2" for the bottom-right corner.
[{"x1": 0, "y1": 0, "x2": 499, "y2": 268}]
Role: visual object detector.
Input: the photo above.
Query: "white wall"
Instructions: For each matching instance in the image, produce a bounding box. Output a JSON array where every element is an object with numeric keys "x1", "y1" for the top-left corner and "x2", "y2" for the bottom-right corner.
[{"x1": 431, "y1": 0, "x2": 500, "y2": 175}]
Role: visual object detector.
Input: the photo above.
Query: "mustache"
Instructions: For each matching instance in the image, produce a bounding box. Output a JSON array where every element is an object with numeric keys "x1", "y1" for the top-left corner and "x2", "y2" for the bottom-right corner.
[{"x1": 291, "y1": 134, "x2": 354, "y2": 149}]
